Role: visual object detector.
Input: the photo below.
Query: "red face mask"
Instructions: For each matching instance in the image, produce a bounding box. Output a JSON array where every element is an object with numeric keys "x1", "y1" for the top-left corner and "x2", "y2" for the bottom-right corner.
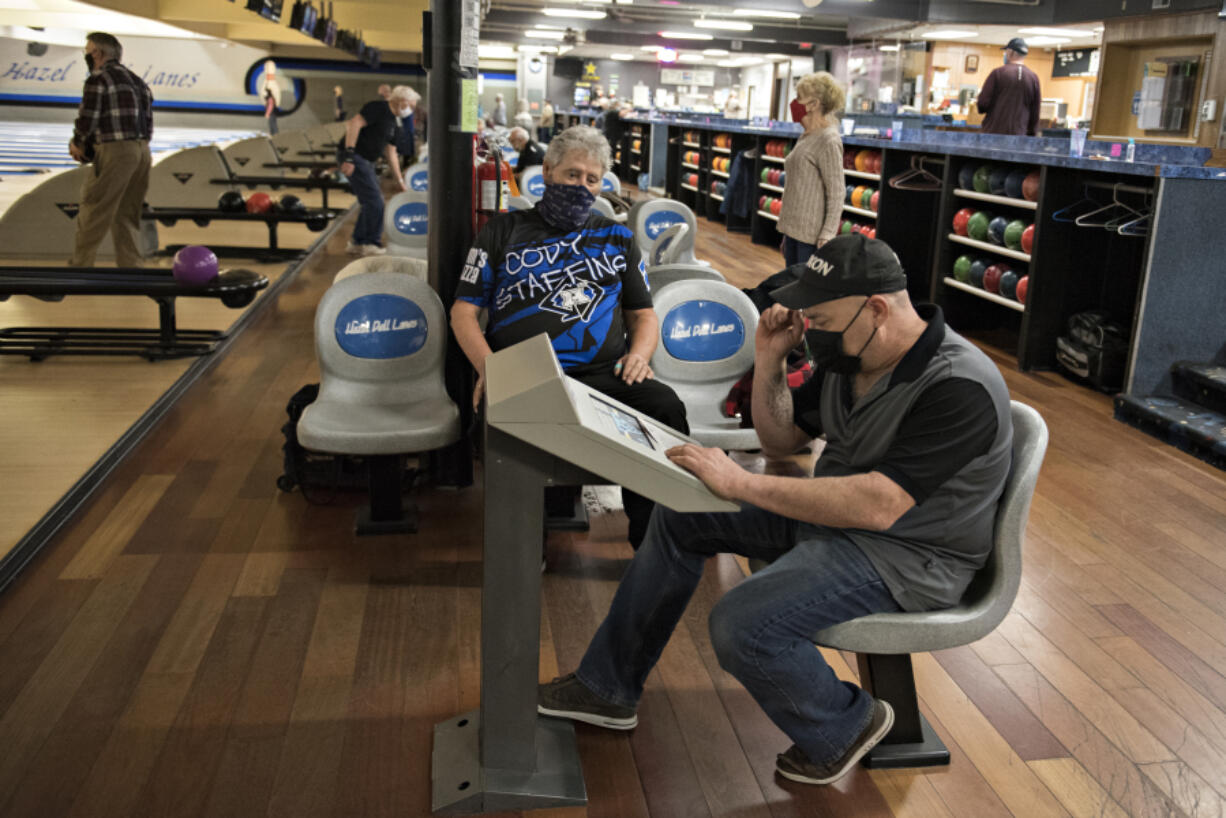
[{"x1": 790, "y1": 98, "x2": 809, "y2": 123}]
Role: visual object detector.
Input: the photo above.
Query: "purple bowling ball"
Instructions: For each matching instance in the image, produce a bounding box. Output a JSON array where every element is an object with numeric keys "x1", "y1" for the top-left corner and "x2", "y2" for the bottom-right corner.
[{"x1": 172, "y1": 245, "x2": 219, "y2": 286}]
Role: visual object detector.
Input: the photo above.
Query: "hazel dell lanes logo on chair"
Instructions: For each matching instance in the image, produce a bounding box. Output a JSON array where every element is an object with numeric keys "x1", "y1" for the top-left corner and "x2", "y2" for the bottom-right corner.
[
  {"x1": 335, "y1": 295, "x2": 428, "y2": 359},
  {"x1": 393, "y1": 202, "x2": 429, "y2": 235},
  {"x1": 644, "y1": 211, "x2": 685, "y2": 239},
  {"x1": 662, "y1": 301, "x2": 745, "y2": 362}
]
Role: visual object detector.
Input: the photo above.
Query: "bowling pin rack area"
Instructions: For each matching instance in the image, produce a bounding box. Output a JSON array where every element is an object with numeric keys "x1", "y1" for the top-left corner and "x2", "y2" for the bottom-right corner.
[
  {"x1": 0, "y1": 123, "x2": 262, "y2": 175},
  {"x1": 659, "y1": 122, "x2": 1158, "y2": 375}
]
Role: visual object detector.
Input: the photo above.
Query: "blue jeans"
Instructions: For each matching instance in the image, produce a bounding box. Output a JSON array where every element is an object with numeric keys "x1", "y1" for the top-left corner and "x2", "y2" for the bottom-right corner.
[
  {"x1": 575, "y1": 504, "x2": 902, "y2": 766},
  {"x1": 783, "y1": 235, "x2": 816, "y2": 267},
  {"x1": 349, "y1": 155, "x2": 383, "y2": 246}
]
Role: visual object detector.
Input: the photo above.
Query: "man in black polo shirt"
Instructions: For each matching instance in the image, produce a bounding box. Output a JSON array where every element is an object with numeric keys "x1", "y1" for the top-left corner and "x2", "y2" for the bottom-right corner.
[
  {"x1": 538, "y1": 234, "x2": 1013, "y2": 786},
  {"x1": 338, "y1": 86, "x2": 411, "y2": 255}
]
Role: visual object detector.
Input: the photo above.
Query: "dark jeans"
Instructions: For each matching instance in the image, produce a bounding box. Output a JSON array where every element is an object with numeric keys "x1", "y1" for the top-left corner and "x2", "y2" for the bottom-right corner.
[
  {"x1": 538, "y1": 126, "x2": 552, "y2": 143},
  {"x1": 349, "y1": 155, "x2": 383, "y2": 246},
  {"x1": 783, "y1": 235, "x2": 816, "y2": 267},
  {"x1": 568, "y1": 363, "x2": 688, "y2": 548},
  {"x1": 576, "y1": 505, "x2": 902, "y2": 765}
]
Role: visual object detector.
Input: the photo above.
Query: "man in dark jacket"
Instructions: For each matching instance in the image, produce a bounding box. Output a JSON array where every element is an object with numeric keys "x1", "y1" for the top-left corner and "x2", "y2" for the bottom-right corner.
[{"x1": 976, "y1": 37, "x2": 1042, "y2": 136}]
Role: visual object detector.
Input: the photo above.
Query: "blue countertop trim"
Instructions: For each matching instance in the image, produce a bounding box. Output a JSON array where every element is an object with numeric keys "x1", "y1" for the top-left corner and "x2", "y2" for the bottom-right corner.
[{"x1": 619, "y1": 114, "x2": 1223, "y2": 181}]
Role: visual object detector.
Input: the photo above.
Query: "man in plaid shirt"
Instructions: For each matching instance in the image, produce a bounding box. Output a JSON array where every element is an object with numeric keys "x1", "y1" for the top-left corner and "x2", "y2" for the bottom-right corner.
[{"x1": 68, "y1": 32, "x2": 153, "y2": 268}]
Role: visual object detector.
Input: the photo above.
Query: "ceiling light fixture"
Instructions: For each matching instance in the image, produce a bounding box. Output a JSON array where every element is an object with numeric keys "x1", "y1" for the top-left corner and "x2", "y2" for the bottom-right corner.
[
  {"x1": 878, "y1": 44, "x2": 900, "y2": 51},
  {"x1": 610, "y1": 52, "x2": 634, "y2": 60},
  {"x1": 658, "y1": 30, "x2": 714, "y2": 40},
  {"x1": 921, "y1": 29, "x2": 977, "y2": 39},
  {"x1": 1021, "y1": 36, "x2": 1072, "y2": 46},
  {"x1": 694, "y1": 19, "x2": 754, "y2": 31},
  {"x1": 1018, "y1": 26, "x2": 1097, "y2": 37},
  {"x1": 525, "y1": 29, "x2": 566, "y2": 39},
  {"x1": 542, "y1": 8, "x2": 607, "y2": 19},
  {"x1": 731, "y1": 9, "x2": 801, "y2": 19},
  {"x1": 703, "y1": 48, "x2": 730, "y2": 56},
  {"x1": 677, "y1": 53, "x2": 705, "y2": 62}
]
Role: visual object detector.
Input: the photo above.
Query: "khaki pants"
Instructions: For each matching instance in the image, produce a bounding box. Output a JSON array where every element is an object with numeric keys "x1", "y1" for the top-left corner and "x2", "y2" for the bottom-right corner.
[{"x1": 70, "y1": 138, "x2": 152, "y2": 268}]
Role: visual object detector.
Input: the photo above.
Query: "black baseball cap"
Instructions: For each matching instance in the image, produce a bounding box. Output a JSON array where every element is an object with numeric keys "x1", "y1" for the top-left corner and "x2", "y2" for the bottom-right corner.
[
  {"x1": 770, "y1": 233, "x2": 906, "y2": 309},
  {"x1": 1003, "y1": 37, "x2": 1028, "y2": 55}
]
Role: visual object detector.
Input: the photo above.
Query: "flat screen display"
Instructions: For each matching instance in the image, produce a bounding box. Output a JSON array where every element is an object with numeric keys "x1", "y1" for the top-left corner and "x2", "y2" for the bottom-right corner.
[
  {"x1": 591, "y1": 395, "x2": 655, "y2": 450},
  {"x1": 573, "y1": 86, "x2": 591, "y2": 106}
]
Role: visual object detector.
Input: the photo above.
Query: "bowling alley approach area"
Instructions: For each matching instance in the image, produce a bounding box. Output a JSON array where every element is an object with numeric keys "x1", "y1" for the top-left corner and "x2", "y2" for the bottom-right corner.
[{"x1": 3, "y1": 3, "x2": 1226, "y2": 818}]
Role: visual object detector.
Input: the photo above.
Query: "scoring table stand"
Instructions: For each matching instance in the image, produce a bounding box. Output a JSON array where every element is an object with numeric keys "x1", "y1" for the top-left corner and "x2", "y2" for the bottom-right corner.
[{"x1": 431, "y1": 333, "x2": 737, "y2": 814}]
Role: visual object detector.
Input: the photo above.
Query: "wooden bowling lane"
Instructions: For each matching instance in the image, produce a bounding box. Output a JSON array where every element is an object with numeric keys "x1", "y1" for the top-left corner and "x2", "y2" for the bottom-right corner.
[{"x1": 0, "y1": 208, "x2": 355, "y2": 568}]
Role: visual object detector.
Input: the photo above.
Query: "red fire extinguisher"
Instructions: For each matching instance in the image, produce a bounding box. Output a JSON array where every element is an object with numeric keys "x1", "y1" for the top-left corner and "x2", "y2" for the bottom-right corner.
[{"x1": 474, "y1": 135, "x2": 519, "y2": 233}]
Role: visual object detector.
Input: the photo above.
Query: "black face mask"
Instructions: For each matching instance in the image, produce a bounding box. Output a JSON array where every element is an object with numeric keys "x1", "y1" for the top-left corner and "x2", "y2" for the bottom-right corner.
[
  {"x1": 85, "y1": 53, "x2": 95, "y2": 71},
  {"x1": 804, "y1": 297, "x2": 877, "y2": 376}
]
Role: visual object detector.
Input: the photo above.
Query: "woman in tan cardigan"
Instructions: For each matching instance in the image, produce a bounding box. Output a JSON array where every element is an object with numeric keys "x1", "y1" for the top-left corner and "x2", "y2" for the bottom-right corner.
[{"x1": 777, "y1": 73, "x2": 846, "y2": 267}]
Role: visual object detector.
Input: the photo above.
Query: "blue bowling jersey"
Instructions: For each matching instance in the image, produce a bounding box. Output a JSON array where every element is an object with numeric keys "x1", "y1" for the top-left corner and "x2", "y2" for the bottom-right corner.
[{"x1": 456, "y1": 208, "x2": 650, "y2": 371}]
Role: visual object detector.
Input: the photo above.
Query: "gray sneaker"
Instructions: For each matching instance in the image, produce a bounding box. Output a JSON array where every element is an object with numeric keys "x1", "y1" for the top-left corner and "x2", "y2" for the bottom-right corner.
[
  {"x1": 775, "y1": 699, "x2": 895, "y2": 785},
  {"x1": 537, "y1": 673, "x2": 638, "y2": 730}
]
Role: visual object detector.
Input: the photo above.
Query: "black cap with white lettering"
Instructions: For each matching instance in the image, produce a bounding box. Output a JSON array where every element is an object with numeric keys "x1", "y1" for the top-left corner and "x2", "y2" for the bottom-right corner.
[{"x1": 769, "y1": 233, "x2": 907, "y2": 309}]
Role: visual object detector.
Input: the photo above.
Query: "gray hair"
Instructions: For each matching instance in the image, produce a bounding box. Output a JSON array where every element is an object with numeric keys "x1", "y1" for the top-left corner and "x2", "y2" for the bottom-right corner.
[
  {"x1": 391, "y1": 85, "x2": 419, "y2": 105},
  {"x1": 543, "y1": 125, "x2": 611, "y2": 175},
  {"x1": 509, "y1": 126, "x2": 529, "y2": 143}
]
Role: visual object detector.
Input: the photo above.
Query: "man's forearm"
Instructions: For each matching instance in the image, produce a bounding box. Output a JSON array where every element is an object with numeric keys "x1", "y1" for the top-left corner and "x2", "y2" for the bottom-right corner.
[
  {"x1": 623, "y1": 309, "x2": 658, "y2": 360},
  {"x1": 72, "y1": 84, "x2": 100, "y2": 145},
  {"x1": 450, "y1": 304, "x2": 493, "y2": 375},
  {"x1": 728, "y1": 469, "x2": 910, "y2": 532},
  {"x1": 751, "y1": 354, "x2": 802, "y2": 456}
]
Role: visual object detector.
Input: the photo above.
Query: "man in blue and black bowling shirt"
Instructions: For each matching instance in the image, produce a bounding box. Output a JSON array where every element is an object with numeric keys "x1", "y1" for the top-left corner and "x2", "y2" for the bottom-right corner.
[{"x1": 451, "y1": 125, "x2": 688, "y2": 550}]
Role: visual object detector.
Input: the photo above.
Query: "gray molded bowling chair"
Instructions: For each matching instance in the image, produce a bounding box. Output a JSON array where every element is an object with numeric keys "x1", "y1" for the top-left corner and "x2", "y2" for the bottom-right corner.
[
  {"x1": 507, "y1": 195, "x2": 534, "y2": 212},
  {"x1": 403, "y1": 162, "x2": 429, "y2": 192},
  {"x1": 298, "y1": 271, "x2": 460, "y2": 534},
  {"x1": 383, "y1": 190, "x2": 428, "y2": 259},
  {"x1": 646, "y1": 263, "x2": 725, "y2": 294},
  {"x1": 630, "y1": 199, "x2": 706, "y2": 267},
  {"x1": 591, "y1": 195, "x2": 618, "y2": 220},
  {"x1": 750, "y1": 401, "x2": 1048, "y2": 769},
  {"x1": 601, "y1": 170, "x2": 621, "y2": 196},
  {"x1": 648, "y1": 222, "x2": 689, "y2": 267},
  {"x1": 518, "y1": 165, "x2": 546, "y2": 202},
  {"x1": 649, "y1": 279, "x2": 761, "y2": 451},
  {"x1": 333, "y1": 256, "x2": 428, "y2": 284}
]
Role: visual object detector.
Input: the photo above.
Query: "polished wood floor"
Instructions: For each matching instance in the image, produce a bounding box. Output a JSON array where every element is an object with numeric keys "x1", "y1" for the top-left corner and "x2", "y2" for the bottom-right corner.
[
  {"x1": 0, "y1": 203, "x2": 1224, "y2": 818},
  {"x1": 0, "y1": 196, "x2": 354, "y2": 560}
]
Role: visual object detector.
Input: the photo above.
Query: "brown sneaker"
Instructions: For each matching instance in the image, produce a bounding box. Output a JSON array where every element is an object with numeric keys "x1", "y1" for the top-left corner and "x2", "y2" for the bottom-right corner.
[
  {"x1": 775, "y1": 700, "x2": 895, "y2": 785},
  {"x1": 537, "y1": 673, "x2": 638, "y2": 730}
]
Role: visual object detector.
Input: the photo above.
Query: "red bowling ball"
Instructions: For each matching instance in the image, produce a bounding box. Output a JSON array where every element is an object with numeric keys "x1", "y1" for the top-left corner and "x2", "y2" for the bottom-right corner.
[
  {"x1": 983, "y1": 264, "x2": 1005, "y2": 294},
  {"x1": 1016, "y1": 275, "x2": 1029, "y2": 304},
  {"x1": 952, "y1": 207, "x2": 974, "y2": 236},
  {"x1": 1020, "y1": 223, "x2": 1035, "y2": 254}
]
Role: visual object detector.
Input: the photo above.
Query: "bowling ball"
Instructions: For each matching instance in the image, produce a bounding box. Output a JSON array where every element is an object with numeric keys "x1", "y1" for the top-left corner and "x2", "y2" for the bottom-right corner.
[
  {"x1": 999, "y1": 269, "x2": 1019, "y2": 299},
  {"x1": 763, "y1": 168, "x2": 772, "y2": 183},
  {"x1": 851, "y1": 186, "x2": 866, "y2": 208},
  {"x1": 973, "y1": 165, "x2": 992, "y2": 193},
  {"x1": 846, "y1": 184, "x2": 857, "y2": 203},
  {"x1": 988, "y1": 167, "x2": 1009, "y2": 196},
  {"x1": 870, "y1": 191, "x2": 879, "y2": 212},
  {"x1": 1003, "y1": 219, "x2": 1026, "y2": 250},
  {"x1": 218, "y1": 190, "x2": 245, "y2": 212},
  {"x1": 245, "y1": 192, "x2": 273, "y2": 213},
  {"x1": 958, "y1": 164, "x2": 976, "y2": 190},
  {"x1": 851, "y1": 223, "x2": 862, "y2": 233},
  {"x1": 952, "y1": 207, "x2": 974, "y2": 236},
  {"x1": 953, "y1": 254, "x2": 973, "y2": 283},
  {"x1": 869, "y1": 153, "x2": 882, "y2": 174},
  {"x1": 841, "y1": 220, "x2": 853, "y2": 234},
  {"x1": 863, "y1": 226, "x2": 876, "y2": 239},
  {"x1": 1021, "y1": 170, "x2": 1040, "y2": 201},
  {"x1": 969, "y1": 258, "x2": 989, "y2": 288},
  {"x1": 987, "y1": 215, "x2": 1009, "y2": 245},
  {"x1": 843, "y1": 150, "x2": 857, "y2": 169},
  {"x1": 172, "y1": 245, "x2": 219, "y2": 286},
  {"x1": 1016, "y1": 275, "x2": 1029, "y2": 304},
  {"x1": 854, "y1": 151, "x2": 870, "y2": 172},
  {"x1": 306, "y1": 214, "x2": 328, "y2": 232},
  {"x1": 860, "y1": 188, "x2": 874, "y2": 209},
  {"x1": 1020, "y1": 223, "x2": 1035, "y2": 254},
  {"x1": 278, "y1": 194, "x2": 305, "y2": 213},
  {"x1": 759, "y1": 195, "x2": 768, "y2": 210},
  {"x1": 983, "y1": 263, "x2": 1004, "y2": 293},
  {"x1": 771, "y1": 199, "x2": 782, "y2": 215},
  {"x1": 968, "y1": 211, "x2": 991, "y2": 241},
  {"x1": 782, "y1": 142, "x2": 792, "y2": 156},
  {"x1": 1005, "y1": 170, "x2": 1026, "y2": 199},
  {"x1": 778, "y1": 171, "x2": 785, "y2": 186}
]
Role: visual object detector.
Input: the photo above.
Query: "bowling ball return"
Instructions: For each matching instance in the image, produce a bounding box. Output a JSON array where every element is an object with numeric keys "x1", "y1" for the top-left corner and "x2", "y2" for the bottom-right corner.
[
  {"x1": 0, "y1": 265, "x2": 268, "y2": 360},
  {"x1": 144, "y1": 207, "x2": 340, "y2": 263}
]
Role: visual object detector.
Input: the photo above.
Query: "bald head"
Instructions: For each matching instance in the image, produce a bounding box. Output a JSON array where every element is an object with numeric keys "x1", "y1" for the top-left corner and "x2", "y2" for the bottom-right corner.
[{"x1": 509, "y1": 127, "x2": 529, "y2": 150}]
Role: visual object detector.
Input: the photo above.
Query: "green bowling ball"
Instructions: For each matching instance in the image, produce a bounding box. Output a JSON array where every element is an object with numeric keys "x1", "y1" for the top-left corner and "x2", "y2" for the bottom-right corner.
[
  {"x1": 967, "y1": 210, "x2": 992, "y2": 242},
  {"x1": 859, "y1": 188, "x2": 874, "y2": 209},
  {"x1": 761, "y1": 168, "x2": 770, "y2": 183},
  {"x1": 840, "y1": 219, "x2": 853, "y2": 234},
  {"x1": 953, "y1": 254, "x2": 973, "y2": 283},
  {"x1": 1003, "y1": 219, "x2": 1027, "y2": 250},
  {"x1": 972, "y1": 165, "x2": 992, "y2": 193}
]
